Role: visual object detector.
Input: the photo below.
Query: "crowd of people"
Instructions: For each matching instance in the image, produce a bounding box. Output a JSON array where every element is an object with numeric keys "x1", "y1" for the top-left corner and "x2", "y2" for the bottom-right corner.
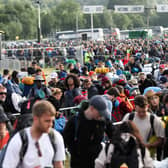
[{"x1": 0, "y1": 38, "x2": 168, "y2": 167}]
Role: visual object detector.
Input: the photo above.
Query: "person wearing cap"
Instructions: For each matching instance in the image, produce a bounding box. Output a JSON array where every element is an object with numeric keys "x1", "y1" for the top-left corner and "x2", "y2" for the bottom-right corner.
[
  {"x1": 48, "y1": 72, "x2": 58, "y2": 88},
  {"x1": 144, "y1": 89, "x2": 163, "y2": 117},
  {"x1": 159, "y1": 76, "x2": 168, "y2": 89},
  {"x1": 123, "y1": 95, "x2": 165, "y2": 160},
  {"x1": 48, "y1": 72, "x2": 65, "y2": 94},
  {"x1": 28, "y1": 75, "x2": 51, "y2": 99},
  {"x1": 63, "y1": 95, "x2": 112, "y2": 168},
  {"x1": 0, "y1": 106, "x2": 10, "y2": 151},
  {"x1": 128, "y1": 79, "x2": 138, "y2": 88},
  {"x1": 154, "y1": 64, "x2": 165, "y2": 81}
]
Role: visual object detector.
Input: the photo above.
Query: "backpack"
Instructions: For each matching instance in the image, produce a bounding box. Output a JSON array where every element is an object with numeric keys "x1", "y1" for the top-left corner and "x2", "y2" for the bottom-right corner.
[
  {"x1": 105, "y1": 134, "x2": 145, "y2": 168},
  {"x1": 128, "y1": 113, "x2": 155, "y2": 141},
  {"x1": 13, "y1": 98, "x2": 42, "y2": 134},
  {"x1": 4, "y1": 93, "x2": 19, "y2": 114},
  {"x1": 54, "y1": 115, "x2": 67, "y2": 134},
  {"x1": 128, "y1": 112, "x2": 157, "y2": 158},
  {"x1": 13, "y1": 114, "x2": 33, "y2": 134},
  {"x1": 20, "y1": 98, "x2": 41, "y2": 115},
  {"x1": 119, "y1": 96, "x2": 134, "y2": 117},
  {"x1": 0, "y1": 129, "x2": 56, "y2": 167}
]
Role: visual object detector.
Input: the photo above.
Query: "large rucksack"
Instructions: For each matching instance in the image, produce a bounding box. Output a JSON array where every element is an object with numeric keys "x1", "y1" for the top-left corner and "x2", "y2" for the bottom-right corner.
[
  {"x1": 20, "y1": 97, "x2": 41, "y2": 115},
  {"x1": 0, "y1": 129, "x2": 56, "y2": 167},
  {"x1": 105, "y1": 136, "x2": 140, "y2": 168},
  {"x1": 12, "y1": 98, "x2": 42, "y2": 134}
]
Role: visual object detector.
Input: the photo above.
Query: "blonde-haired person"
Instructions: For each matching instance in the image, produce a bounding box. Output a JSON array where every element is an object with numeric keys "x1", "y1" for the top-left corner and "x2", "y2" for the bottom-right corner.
[{"x1": 2, "y1": 100, "x2": 65, "y2": 168}]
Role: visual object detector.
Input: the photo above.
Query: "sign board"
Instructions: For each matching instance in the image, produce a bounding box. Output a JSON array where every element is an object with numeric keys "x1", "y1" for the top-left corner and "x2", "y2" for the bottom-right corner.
[
  {"x1": 114, "y1": 5, "x2": 144, "y2": 13},
  {"x1": 83, "y1": 5, "x2": 104, "y2": 14},
  {"x1": 156, "y1": 4, "x2": 168, "y2": 12},
  {"x1": 142, "y1": 63, "x2": 153, "y2": 74}
]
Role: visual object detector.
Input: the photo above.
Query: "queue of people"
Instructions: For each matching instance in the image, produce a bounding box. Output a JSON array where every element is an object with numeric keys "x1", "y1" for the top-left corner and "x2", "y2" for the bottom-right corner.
[{"x1": 1, "y1": 38, "x2": 168, "y2": 168}]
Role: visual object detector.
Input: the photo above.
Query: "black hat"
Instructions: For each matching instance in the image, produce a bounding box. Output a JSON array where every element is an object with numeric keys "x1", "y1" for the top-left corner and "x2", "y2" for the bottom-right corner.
[
  {"x1": 160, "y1": 76, "x2": 168, "y2": 84},
  {"x1": 0, "y1": 106, "x2": 9, "y2": 123},
  {"x1": 162, "y1": 69, "x2": 168, "y2": 76}
]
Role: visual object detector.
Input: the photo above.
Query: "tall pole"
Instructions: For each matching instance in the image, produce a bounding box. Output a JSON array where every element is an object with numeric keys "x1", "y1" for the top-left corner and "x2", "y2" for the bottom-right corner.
[
  {"x1": 91, "y1": 13, "x2": 94, "y2": 40},
  {"x1": 146, "y1": 10, "x2": 150, "y2": 55},
  {"x1": 37, "y1": 1, "x2": 41, "y2": 43},
  {"x1": 0, "y1": 33, "x2": 2, "y2": 60},
  {"x1": 76, "y1": 14, "x2": 78, "y2": 32}
]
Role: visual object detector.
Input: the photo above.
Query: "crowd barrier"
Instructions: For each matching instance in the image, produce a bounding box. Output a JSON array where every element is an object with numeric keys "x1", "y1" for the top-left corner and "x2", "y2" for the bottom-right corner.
[
  {"x1": 12, "y1": 98, "x2": 135, "y2": 117},
  {"x1": 0, "y1": 59, "x2": 21, "y2": 71},
  {"x1": 4, "y1": 46, "x2": 84, "y2": 67}
]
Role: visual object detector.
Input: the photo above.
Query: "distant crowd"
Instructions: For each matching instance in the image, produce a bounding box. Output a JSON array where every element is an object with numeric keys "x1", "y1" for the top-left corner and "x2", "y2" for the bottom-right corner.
[{"x1": 0, "y1": 38, "x2": 168, "y2": 167}]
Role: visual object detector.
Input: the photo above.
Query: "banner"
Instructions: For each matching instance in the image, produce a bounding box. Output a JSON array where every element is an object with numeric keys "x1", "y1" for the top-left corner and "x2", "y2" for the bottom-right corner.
[{"x1": 114, "y1": 5, "x2": 144, "y2": 13}]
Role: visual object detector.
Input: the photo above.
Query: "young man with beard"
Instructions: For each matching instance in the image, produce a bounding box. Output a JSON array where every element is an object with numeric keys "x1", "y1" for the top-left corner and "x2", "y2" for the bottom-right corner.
[{"x1": 2, "y1": 100, "x2": 65, "y2": 168}]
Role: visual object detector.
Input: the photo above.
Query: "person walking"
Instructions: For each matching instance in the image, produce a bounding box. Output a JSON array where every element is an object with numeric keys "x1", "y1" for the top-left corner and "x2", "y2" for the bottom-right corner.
[
  {"x1": 2, "y1": 100, "x2": 65, "y2": 168},
  {"x1": 63, "y1": 95, "x2": 112, "y2": 168}
]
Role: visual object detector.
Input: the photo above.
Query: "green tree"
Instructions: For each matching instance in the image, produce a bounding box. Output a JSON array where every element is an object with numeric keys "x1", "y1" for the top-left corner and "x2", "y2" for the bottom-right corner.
[
  {"x1": 112, "y1": 13, "x2": 132, "y2": 29},
  {"x1": 41, "y1": 11, "x2": 55, "y2": 37},
  {"x1": 6, "y1": 21, "x2": 22, "y2": 40},
  {"x1": 0, "y1": 0, "x2": 37, "y2": 40},
  {"x1": 52, "y1": 0, "x2": 83, "y2": 31}
]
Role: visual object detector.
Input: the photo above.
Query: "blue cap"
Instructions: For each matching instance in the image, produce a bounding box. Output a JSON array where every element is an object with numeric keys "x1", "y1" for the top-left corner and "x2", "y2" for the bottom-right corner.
[{"x1": 90, "y1": 95, "x2": 111, "y2": 120}]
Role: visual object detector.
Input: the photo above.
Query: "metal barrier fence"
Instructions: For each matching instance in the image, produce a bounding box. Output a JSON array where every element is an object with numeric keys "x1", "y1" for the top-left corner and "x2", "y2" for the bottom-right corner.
[
  {"x1": 13, "y1": 98, "x2": 135, "y2": 117},
  {"x1": 3, "y1": 46, "x2": 84, "y2": 68},
  {"x1": 0, "y1": 59, "x2": 21, "y2": 71}
]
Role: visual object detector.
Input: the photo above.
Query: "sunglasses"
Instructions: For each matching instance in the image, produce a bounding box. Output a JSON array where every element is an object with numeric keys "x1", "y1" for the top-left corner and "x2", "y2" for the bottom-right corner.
[
  {"x1": 35, "y1": 141, "x2": 42, "y2": 157},
  {"x1": 0, "y1": 92, "x2": 7, "y2": 95}
]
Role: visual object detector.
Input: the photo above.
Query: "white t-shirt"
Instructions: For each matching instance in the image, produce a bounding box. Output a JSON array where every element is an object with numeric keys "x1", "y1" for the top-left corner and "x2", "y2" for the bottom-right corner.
[
  {"x1": 122, "y1": 112, "x2": 165, "y2": 143},
  {"x1": 2, "y1": 127, "x2": 65, "y2": 168}
]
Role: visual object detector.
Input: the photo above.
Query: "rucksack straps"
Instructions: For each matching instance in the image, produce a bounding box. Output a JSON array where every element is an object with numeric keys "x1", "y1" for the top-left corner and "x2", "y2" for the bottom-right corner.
[
  {"x1": 147, "y1": 114, "x2": 155, "y2": 141},
  {"x1": 1, "y1": 129, "x2": 57, "y2": 167},
  {"x1": 128, "y1": 112, "x2": 135, "y2": 121},
  {"x1": 0, "y1": 129, "x2": 28, "y2": 168},
  {"x1": 18, "y1": 129, "x2": 28, "y2": 167},
  {"x1": 48, "y1": 130, "x2": 57, "y2": 164}
]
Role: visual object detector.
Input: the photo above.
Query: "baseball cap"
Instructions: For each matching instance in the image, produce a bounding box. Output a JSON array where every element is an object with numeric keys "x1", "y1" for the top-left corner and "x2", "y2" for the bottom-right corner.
[
  {"x1": 159, "y1": 64, "x2": 165, "y2": 69},
  {"x1": 90, "y1": 95, "x2": 111, "y2": 120},
  {"x1": 50, "y1": 72, "x2": 58, "y2": 79},
  {"x1": 160, "y1": 76, "x2": 168, "y2": 84}
]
